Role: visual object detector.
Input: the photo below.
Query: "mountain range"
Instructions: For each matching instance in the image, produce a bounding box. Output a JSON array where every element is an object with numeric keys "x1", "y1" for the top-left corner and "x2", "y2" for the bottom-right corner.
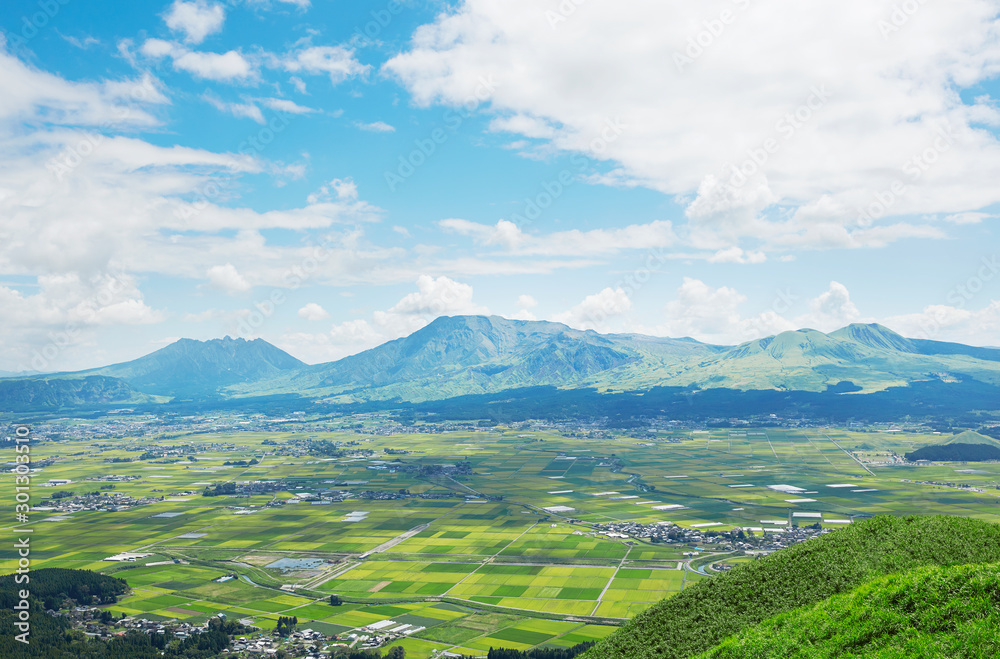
[{"x1": 3, "y1": 316, "x2": 1000, "y2": 415}]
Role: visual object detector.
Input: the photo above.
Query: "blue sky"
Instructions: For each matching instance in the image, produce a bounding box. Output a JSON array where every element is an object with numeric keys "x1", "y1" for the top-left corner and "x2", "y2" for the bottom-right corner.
[{"x1": 1, "y1": 0, "x2": 1000, "y2": 371}]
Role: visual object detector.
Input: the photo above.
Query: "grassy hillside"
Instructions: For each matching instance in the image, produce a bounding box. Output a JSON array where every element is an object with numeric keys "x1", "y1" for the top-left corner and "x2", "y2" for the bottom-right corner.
[
  {"x1": 698, "y1": 561, "x2": 1000, "y2": 658},
  {"x1": 904, "y1": 429, "x2": 1000, "y2": 462},
  {"x1": 581, "y1": 515, "x2": 1000, "y2": 659}
]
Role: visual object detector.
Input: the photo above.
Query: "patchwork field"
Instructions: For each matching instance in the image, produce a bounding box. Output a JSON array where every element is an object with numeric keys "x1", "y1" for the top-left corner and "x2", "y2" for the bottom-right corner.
[{"x1": 3, "y1": 424, "x2": 1000, "y2": 655}]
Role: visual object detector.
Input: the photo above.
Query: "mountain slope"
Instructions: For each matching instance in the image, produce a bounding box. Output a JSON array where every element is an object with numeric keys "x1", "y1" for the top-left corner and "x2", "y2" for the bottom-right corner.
[
  {"x1": 904, "y1": 429, "x2": 1000, "y2": 462},
  {"x1": 6, "y1": 317, "x2": 1000, "y2": 409},
  {"x1": 698, "y1": 561, "x2": 1000, "y2": 658},
  {"x1": 83, "y1": 336, "x2": 305, "y2": 398},
  {"x1": 581, "y1": 515, "x2": 1000, "y2": 659},
  {"x1": 0, "y1": 375, "x2": 154, "y2": 411},
  {"x1": 229, "y1": 315, "x2": 725, "y2": 402}
]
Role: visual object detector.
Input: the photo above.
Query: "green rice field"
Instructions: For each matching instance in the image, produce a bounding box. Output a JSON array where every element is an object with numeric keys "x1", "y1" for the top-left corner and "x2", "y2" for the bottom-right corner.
[{"x1": 4, "y1": 425, "x2": 1000, "y2": 654}]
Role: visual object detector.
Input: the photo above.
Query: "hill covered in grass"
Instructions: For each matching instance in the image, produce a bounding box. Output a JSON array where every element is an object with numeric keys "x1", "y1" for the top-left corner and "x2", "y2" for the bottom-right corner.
[
  {"x1": 581, "y1": 515, "x2": 1000, "y2": 659},
  {"x1": 905, "y1": 429, "x2": 1000, "y2": 461},
  {"x1": 698, "y1": 561, "x2": 1000, "y2": 658}
]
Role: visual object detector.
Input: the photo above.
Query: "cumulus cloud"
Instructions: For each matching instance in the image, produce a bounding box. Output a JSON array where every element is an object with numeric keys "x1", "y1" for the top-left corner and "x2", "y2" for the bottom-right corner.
[
  {"x1": 552, "y1": 287, "x2": 632, "y2": 331},
  {"x1": 281, "y1": 45, "x2": 369, "y2": 85},
  {"x1": 164, "y1": 0, "x2": 226, "y2": 45},
  {"x1": 205, "y1": 263, "x2": 252, "y2": 293},
  {"x1": 298, "y1": 302, "x2": 330, "y2": 320},
  {"x1": 808, "y1": 281, "x2": 861, "y2": 329},
  {"x1": 385, "y1": 0, "x2": 1000, "y2": 251},
  {"x1": 277, "y1": 275, "x2": 490, "y2": 362},
  {"x1": 0, "y1": 272, "x2": 164, "y2": 372},
  {"x1": 140, "y1": 39, "x2": 254, "y2": 81}
]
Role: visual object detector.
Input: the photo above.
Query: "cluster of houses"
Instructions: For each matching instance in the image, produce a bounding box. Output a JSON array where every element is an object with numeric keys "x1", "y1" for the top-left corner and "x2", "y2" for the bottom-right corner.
[
  {"x1": 591, "y1": 520, "x2": 834, "y2": 553},
  {"x1": 38, "y1": 491, "x2": 159, "y2": 514}
]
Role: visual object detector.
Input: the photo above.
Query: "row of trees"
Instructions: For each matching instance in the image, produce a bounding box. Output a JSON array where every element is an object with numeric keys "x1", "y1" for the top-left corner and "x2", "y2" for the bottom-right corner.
[{"x1": 459, "y1": 642, "x2": 596, "y2": 659}]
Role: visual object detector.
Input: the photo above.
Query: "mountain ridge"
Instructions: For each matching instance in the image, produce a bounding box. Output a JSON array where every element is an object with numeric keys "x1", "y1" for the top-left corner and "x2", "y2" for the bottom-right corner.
[{"x1": 3, "y1": 316, "x2": 1000, "y2": 411}]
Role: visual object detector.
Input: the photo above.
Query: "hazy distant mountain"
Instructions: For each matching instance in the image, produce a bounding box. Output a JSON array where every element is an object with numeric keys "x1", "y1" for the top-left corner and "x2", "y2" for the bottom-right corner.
[
  {"x1": 4, "y1": 317, "x2": 1000, "y2": 413},
  {"x1": 83, "y1": 336, "x2": 305, "y2": 397}
]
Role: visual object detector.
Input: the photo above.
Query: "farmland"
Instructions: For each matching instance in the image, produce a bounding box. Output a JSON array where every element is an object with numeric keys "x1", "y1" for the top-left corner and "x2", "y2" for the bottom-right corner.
[{"x1": 4, "y1": 424, "x2": 1000, "y2": 655}]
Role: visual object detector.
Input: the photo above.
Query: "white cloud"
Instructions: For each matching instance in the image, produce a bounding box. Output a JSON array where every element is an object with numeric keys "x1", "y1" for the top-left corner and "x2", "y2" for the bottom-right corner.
[
  {"x1": 307, "y1": 177, "x2": 359, "y2": 204},
  {"x1": 140, "y1": 39, "x2": 254, "y2": 81},
  {"x1": 385, "y1": 1, "x2": 1000, "y2": 251},
  {"x1": 386, "y1": 275, "x2": 489, "y2": 318},
  {"x1": 944, "y1": 212, "x2": 992, "y2": 225},
  {"x1": 438, "y1": 219, "x2": 675, "y2": 256},
  {"x1": 61, "y1": 34, "x2": 101, "y2": 49},
  {"x1": 205, "y1": 263, "x2": 252, "y2": 293},
  {"x1": 489, "y1": 114, "x2": 556, "y2": 139},
  {"x1": 0, "y1": 272, "x2": 164, "y2": 371},
  {"x1": 0, "y1": 46, "x2": 167, "y2": 127},
  {"x1": 278, "y1": 276, "x2": 489, "y2": 362},
  {"x1": 281, "y1": 45, "x2": 369, "y2": 85},
  {"x1": 511, "y1": 294, "x2": 538, "y2": 320},
  {"x1": 164, "y1": 0, "x2": 226, "y2": 45},
  {"x1": 204, "y1": 94, "x2": 264, "y2": 123},
  {"x1": 708, "y1": 246, "x2": 767, "y2": 264},
  {"x1": 552, "y1": 287, "x2": 632, "y2": 331},
  {"x1": 298, "y1": 302, "x2": 330, "y2": 320},
  {"x1": 355, "y1": 120, "x2": 396, "y2": 133},
  {"x1": 260, "y1": 97, "x2": 317, "y2": 114},
  {"x1": 807, "y1": 281, "x2": 861, "y2": 329},
  {"x1": 174, "y1": 49, "x2": 253, "y2": 81},
  {"x1": 660, "y1": 278, "x2": 748, "y2": 342}
]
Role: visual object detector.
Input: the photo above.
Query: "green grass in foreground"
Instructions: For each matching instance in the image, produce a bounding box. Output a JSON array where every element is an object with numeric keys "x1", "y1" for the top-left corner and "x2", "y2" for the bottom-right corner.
[
  {"x1": 582, "y1": 515, "x2": 1000, "y2": 659},
  {"x1": 698, "y1": 561, "x2": 1000, "y2": 658}
]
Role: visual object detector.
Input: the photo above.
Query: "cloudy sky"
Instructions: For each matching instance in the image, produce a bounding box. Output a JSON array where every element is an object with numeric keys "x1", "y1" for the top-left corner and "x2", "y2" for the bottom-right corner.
[{"x1": 2, "y1": 0, "x2": 1000, "y2": 371}]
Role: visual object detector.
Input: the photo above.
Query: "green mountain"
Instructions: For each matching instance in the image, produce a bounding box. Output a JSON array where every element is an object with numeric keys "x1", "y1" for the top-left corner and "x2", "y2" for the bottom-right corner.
[
  {"x1": 81, "y1": 336, "x2": 305, "y2": 398},
  {"x1": 580, "y1": 515, "x2": 1000, "y2": 659},
  {"x1": 227, "y1": 319, "x2": 1000, "y2": 402},
  {"x1": 0, "y1": 337, "x2": 304, "y2": 410},
  {"x1": 943, "y1": 429, "x2": 1000, "y2": 447},
  {"x1": 0, "y1": 375, "x2": 154, "y2": 411},
  {"x1": 4, "y1": 317, "x2": 1000, "y2": 411},
  {"x1": 227, "y1": 315, "x2": 726, "y2": 402},
  {"x1": 698, "y1": 561, "x2": 1000, "y2": 658},
  {"x1": 904, "y1": 429, "x2": 1000, "y2": 462}
]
